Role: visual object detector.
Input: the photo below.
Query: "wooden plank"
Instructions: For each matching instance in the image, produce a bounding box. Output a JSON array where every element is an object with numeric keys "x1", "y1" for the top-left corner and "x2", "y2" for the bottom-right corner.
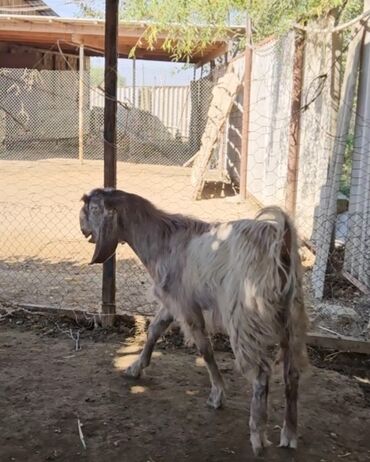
[
  {"x1": 342, "y1": 270, "x2": 370, "y2": 295},
  {"x1": 191, "y1": 65, "x2": 242, "y2": 200},
  {"x1": 285, "y1": 30, "x2": 305, "y2": 215},
  {"x1": 0, "y1": 16, "x2": 242, "y2": 64},
  {"x1": 307, "y1": 333, "x2": 370, "y2": 355}
]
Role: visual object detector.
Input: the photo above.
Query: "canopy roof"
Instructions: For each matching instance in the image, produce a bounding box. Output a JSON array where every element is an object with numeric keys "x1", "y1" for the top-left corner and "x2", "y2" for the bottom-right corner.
[{"x1": 0, "y1": 14, "x2": 244, "y2": 64}]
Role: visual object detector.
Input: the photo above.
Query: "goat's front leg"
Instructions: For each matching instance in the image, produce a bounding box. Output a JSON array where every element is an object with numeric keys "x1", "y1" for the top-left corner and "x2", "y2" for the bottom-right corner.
[
  {"x1": 279, "y1": 347, "x2": 299, "y2": 449},
  {"x1": 249, "y1": 369, "x2": 272, "y2": 457},
  {"x1": 189, "y1": 324, "x2": 225, "y2": 409},
  {"x1": 124, "y1": 307, "x2": 173, "y2": 378}
]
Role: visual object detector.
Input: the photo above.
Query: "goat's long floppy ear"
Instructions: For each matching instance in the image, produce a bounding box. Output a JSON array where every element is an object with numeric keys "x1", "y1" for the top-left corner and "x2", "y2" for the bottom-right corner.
[{"x1": 90, "y1": 208, "x2": 119, "y2": 265}]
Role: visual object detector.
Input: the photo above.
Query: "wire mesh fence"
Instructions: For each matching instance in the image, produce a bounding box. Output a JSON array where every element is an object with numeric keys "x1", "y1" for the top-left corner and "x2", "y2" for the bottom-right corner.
[{"x1": 0, "y1": 23, "x2": 369, "y2": 337}]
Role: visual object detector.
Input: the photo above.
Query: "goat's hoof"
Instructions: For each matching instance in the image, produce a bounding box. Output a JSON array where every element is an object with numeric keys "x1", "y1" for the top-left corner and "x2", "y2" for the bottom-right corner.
[
  {"x1": 206, "y1": 387, "x2": 225, "y2": 409},
  {"x1": 262, "y1": 435, "x2": 273, "y2": 447},
  {"x1": 279, "y1": 426, "x2": 298, "y2": 449},
  {"x1": 251, "y1": 432, "x2": 271, "y2": 457},
  {"x1": 252, "y1": 446, "x2": 263, "y2": 457},
  {"x1": 250, "y1": 436, "x2": 263, "y2": 457},
  {"x1": 124, "y1": 361, "x2": 142, "y2": 379}
]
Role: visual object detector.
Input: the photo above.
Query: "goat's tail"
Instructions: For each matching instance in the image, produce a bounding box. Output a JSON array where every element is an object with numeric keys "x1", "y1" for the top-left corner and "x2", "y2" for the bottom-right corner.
[{"x1": 256, "y1": 206, "x2": 309, "y2": 371}]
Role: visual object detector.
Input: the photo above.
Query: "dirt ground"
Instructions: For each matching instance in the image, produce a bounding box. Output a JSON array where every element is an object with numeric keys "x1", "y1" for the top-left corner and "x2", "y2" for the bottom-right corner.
[
  {"x1": 0, "y1": 158, "x2": 258, "y2": 315},
  {"x1": 1, "y1": 314, "x2": 370, "y2": 462}
]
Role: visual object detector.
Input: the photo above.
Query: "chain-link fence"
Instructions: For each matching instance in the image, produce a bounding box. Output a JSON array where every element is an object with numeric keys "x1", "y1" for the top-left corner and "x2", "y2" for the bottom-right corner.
[
  {"x1": 0, "y1": 57, "x2": 236, "y2": 318},
  {"x1": 0, "y1": 23, "x2": 369, "y2": 337}
]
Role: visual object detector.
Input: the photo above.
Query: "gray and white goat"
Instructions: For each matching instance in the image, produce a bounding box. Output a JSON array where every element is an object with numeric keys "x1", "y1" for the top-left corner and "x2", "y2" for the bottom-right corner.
[{"x1": 80, "y1": 188, "x2": 309, "y2": 456}]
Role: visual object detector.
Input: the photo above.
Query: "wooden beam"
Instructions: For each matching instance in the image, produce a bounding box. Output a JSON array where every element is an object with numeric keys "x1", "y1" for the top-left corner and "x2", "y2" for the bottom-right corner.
[
  {"x1": 194, "y1": 43, "x2": 228, "y2": 68},
  {"x1": 285, "y1": 30, "x2": 305, "y2": 216},
  {"x1": 102, "y1": 0, "x2": 119, "y2": 328},
  {"x1": 0, "y1": 18, "x2": 225, "y2": 43},
  {"x1": 307, "y1": 333, "x2": 370, "y2": 355},
  {"x1": 0, "y1": 17, "x2": 234, "y2": 64}
]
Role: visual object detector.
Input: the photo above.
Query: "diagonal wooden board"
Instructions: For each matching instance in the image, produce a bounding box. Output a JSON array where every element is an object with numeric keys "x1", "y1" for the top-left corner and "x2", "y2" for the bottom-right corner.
[{"x1": 191, "y1": 65, "x2": 242, "y2": 200}]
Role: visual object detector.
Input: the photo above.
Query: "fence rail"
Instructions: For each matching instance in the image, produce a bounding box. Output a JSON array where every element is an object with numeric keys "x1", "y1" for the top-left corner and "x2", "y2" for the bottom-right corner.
[{"x1": 0, "y1": 17, "x2": 369, "y2": 329}]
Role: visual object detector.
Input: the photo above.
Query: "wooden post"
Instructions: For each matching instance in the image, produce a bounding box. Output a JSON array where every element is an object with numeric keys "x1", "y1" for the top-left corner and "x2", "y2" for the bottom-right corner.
[
  {"x1": 239, "y1": 16, "x2": 252, "y2": 201},
  {"x1": 285, "y1": 30, "x2": 305, "y2": 216},
  {"x1": 132, "y1": 56, "x2": 136, "y2": 107},
  {"x1": 102, "y1": 0, "x2": 119, "y2": 327},
  {"x1": 78, "y1": 44, "x2": 84, "y2": 164}
]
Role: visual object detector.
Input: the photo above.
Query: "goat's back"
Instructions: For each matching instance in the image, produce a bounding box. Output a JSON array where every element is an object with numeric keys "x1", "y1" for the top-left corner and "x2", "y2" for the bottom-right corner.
[{"x1": 183, "y1": 210, "x2": 308, "y2": 375}]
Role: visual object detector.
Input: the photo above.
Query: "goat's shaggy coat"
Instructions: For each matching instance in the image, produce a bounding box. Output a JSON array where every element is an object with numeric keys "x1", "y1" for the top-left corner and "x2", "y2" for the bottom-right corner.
[{"x1": 80, "y1": 188, "x2": 309, "y2": 456}]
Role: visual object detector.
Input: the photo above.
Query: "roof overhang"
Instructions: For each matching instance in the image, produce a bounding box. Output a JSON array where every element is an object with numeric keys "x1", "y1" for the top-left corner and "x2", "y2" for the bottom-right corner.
[{"x1": 0, "y1": 14, "x2": 245, "y2": 64}]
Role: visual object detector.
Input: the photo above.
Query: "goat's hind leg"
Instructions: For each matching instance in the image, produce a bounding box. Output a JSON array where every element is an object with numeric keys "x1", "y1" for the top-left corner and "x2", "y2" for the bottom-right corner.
[
  {"x1": 279, "y1": 346, "x2": 299, "y2": 449},
  {"x1": 249, "y1": 368, "x2": 272, "y2": 457},
  {"x1": 124, "y1": 307, "x2": 173, "y2": 378}
]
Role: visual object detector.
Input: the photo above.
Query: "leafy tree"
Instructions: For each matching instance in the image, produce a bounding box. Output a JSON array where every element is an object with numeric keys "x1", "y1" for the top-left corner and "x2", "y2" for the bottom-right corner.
[
  {"x1": 76, "y1": 1, "x2": 363, "y2": 59},
  {"x1": 90, "y1": 66, "x2": 126, "y2": 87}
]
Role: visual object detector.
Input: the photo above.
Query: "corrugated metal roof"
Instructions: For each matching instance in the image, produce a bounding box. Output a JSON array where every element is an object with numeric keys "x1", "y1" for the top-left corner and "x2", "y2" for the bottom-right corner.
[{"x1": 0, "y1": 1, "x2": 57, "y2": 16}]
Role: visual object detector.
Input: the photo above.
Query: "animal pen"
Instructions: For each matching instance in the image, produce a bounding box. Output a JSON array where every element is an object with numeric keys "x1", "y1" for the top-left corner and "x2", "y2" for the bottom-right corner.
[
  {"x1": 1, "y1": 4, "x2": 370, "y2": 462},
  {"x1": 0, "y1": 12, "x2": 370, "y2": 347}
]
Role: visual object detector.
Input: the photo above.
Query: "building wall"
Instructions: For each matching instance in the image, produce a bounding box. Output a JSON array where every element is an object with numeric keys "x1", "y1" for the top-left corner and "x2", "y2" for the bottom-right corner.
[{"x1": 0, "y1": 44, "x2": 90, "y2": 71}]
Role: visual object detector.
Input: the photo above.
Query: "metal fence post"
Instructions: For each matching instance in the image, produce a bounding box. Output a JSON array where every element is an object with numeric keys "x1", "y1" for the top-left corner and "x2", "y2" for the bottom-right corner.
[{"x1": 102, "y1": 0, "x2": 119, "y2": 327}]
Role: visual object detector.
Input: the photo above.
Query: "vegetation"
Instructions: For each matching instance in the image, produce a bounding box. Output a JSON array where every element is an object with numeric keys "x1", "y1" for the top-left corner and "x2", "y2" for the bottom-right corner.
[
  {"x1": 75, "y1": 0, "x2": 363, "y2": 59},
  {"x1": 90, "y1": 66, "x2": 126, "y2": 87},
  {"x1": 81, "y1": 1, "x2": 362, "y2": 196}
]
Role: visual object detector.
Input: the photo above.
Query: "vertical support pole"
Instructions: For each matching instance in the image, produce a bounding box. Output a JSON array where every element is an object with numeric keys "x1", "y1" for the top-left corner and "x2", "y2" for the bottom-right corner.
[
  {"x1": 239, "y1": 16, "x2": 253, "y2": 201},
  {"x1": 102, "y1": 0, "x2": 119, "y2": 327},
  {"x1": 132, "y1": 56, "x2": 136, "y2": 107},
  {"x1": 78, "y1": 44, "x2": 84, "y2": 164},
  {"x1": 285, "y1": 30, "x2": 305, "y2": 216}
]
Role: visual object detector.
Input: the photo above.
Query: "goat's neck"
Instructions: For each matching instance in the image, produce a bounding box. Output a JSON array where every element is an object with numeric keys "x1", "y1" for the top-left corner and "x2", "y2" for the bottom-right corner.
[{"x1": 120, "y1": 206, "x2": 177, "y2": 275}]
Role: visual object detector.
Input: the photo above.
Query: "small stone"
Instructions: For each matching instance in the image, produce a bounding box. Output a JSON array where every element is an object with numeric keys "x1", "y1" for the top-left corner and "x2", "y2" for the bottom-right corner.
[{"x1": 330, "y1": 432, "x2": 337, "y2": 439}]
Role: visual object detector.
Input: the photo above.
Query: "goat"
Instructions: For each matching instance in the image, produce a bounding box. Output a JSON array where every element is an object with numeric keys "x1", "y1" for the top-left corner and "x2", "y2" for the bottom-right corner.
[{"x1": 80, "y1": 188, "x2": 309, "y2": 456}]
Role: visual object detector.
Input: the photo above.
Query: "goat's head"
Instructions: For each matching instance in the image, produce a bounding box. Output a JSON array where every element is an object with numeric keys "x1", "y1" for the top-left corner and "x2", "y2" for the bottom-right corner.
[{"x1": 80, "y1": 188, "x2": 120, "y2": 265}]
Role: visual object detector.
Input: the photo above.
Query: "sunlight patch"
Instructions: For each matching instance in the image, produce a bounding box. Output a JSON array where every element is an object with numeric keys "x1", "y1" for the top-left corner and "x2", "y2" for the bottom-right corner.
[
  {"x1": 186, "y1": 389, "x2": 199, "y2": 396},
  {"x1": 217, "y1": 223, "x2": 232, "y2": 240},
  {"x1": 114, "y1": 354, "x2": 139, "y2": 370},
  {"x1": 130, "y1": 385, "x2": 146, "y2": 394},
  {"x1": 211, "y1": 241, "x2": 220, "y2": 251},
  {"x1": 195, "y1": 357, "x2": 205, "y2": 367}
]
